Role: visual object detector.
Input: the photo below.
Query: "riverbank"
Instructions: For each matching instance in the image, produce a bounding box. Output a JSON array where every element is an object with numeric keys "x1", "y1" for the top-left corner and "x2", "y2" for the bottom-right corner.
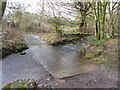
[
  {"x1": 79, "y1": 37, "x2": 118, "y2": 71},
  {"x1": 1, "y1": 29, "x2": 28, "y2": 59},
  {"x1": 40, "y1": 32, "x2": 91, "y2": 46}
]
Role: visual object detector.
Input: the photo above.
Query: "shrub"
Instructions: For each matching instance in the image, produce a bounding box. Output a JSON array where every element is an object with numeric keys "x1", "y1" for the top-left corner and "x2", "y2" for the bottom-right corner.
[{"x1": 1, "y1": 29, "x2": 28, "y2": 59}]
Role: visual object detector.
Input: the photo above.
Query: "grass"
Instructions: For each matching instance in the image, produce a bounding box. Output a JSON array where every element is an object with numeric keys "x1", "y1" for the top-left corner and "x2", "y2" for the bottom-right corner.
[
  {"x1": 84, "y1": 54, "x2": 95, "y2": 59},
  {"x1": 3, "y1": 83, "x2": 12, "y2": 88},
  {"x1": 79, "y1": 38, "x2": 118, "y2": 71},
  {"x1": 63, "y1": 26, "x2": 79, "y2": 30},
  {"x1": 86, "y1": 36, "x2": 109, "y2": 45},
  {"x1": 94, "y1": 58, "x2": 107, "y2": 64}
]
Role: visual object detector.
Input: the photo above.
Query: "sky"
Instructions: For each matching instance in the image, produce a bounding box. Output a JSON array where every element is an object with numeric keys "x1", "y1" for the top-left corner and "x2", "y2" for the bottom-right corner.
[
  {"x1": 6, "y1": 0, "x2": 40, "y2": 13},
  {"x1": 5, "y1": 0, "x2": 119, "y2": 16},
  {"x1": 6, "y1": 0, "x2": 65, "y2": 13}
]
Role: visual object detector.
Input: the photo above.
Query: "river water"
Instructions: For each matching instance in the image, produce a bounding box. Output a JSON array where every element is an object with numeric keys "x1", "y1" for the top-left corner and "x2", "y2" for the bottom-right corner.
[
  {"x1": 24, "y1": 34, "x2": 96, "y2": 78},
  {"x1": 1, "y1": 34, "x2": 96, "y2": 88}
]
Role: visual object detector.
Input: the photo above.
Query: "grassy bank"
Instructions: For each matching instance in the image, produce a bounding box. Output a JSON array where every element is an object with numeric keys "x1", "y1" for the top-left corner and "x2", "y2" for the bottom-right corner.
[
  {"x1": 40, "y1": 32, "x2": 92, "y2": 46},
  {"x1": 79, "y1": 37, "x2": 118, "y2": 71},
  {"x1": 1, "y1": 29, "x2": 28, "y2": 59}
]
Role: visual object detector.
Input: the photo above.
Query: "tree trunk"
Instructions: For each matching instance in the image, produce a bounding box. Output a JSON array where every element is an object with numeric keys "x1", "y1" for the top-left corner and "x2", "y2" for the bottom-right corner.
[
  {"x1": 78, "y1": 22, "x2": 84, "y2": 33},
  {"x1": 93, "y1": 2, "x2": 108, "y2": 40},
  {"x1": 0, "y1": 1, "x2": 7, "y2": 20},
  {"x1": 100, "y1": 3, "x2": 107, "y2": 39},
  {"x1": 108, "y1": 2, "x2": 117, "y2": 38},
  {"x1": 78, "y1": 16, "x2": 86, "y2": 33}
]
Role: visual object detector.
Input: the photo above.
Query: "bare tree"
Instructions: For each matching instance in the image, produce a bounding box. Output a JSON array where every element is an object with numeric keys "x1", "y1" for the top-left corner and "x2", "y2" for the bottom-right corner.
[
  {"x1": 107, "y1": 1, "x2": 118, "y2": 38},
  {"x1": 37, "y1": 0, "x2": 45, "y2": 27},
  {"x1": 53, "y1": 0, "x2": 92, "y2": 33},
  {"x1": 92, "y1": 1, "x2": 108, "y2": 40},
  {"x1": 46, "y1": 0, "x2": 63, "y2": 36},
  {"x1": 73, "y1": 1, "x2": 92, "y2": 32}
]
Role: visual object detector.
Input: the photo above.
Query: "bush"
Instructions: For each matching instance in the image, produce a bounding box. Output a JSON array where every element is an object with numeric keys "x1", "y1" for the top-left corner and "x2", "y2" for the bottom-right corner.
[{"x1": 1, "y1": 29, "x2": 28, "y2": 59}]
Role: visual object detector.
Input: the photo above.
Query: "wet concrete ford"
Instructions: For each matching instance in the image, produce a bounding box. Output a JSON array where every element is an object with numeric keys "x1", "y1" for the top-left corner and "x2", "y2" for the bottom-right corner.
[
  {"x1": 24, "y1": 34, "x2": 96, "y2": 79},
  {"x1": 1, "y1": 34, "x2": 118, "y2": 88}
]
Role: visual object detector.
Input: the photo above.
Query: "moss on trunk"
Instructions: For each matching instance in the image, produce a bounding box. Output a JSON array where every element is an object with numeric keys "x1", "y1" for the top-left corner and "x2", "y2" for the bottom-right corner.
[{"x1": 0, "y1": 1, "x2": 6, "y2": 20}]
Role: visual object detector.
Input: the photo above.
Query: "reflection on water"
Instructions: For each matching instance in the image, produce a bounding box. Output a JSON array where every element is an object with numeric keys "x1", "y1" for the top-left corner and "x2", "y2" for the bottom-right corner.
[{"x1": 25, "y1": 34, "x2": 96, "y2": 78}]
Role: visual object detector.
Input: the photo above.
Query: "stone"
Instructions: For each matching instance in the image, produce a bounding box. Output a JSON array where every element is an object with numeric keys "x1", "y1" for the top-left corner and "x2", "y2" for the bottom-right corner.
[
  {"x1": 46, "y1": 78, "x2": 51, "y2": 81},
  {"x1": 38, "y1": 84, "x2": 43, "y2": 88},
  {"x1": 3, "y1": 78, "x2": 38, "y2": 88}
]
